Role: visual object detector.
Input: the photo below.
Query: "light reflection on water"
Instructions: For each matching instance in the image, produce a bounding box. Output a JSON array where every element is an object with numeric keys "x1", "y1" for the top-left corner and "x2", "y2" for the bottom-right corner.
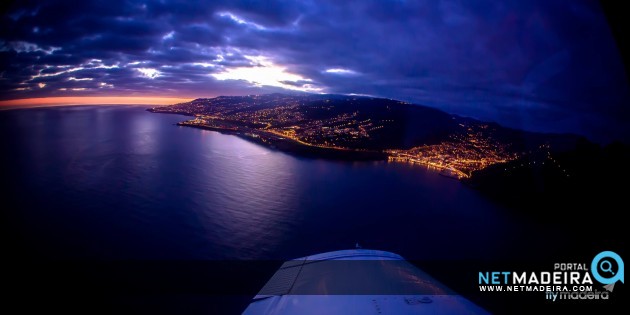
[
  {"x1": 191, "y1": 131, "x2": 301, "y2": 259},
  {"x1": 1, "y1": 106, "x2": 556, "y2": 261}
]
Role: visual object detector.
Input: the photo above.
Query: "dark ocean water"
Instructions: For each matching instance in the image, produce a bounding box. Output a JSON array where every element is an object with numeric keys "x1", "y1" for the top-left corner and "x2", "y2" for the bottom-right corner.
[
  {"x1": 1, "y1": 105, "x2": 573, "y2": 262},
  {"x1": 3, "y1": 105, "x2": 612, "y2": 313}
]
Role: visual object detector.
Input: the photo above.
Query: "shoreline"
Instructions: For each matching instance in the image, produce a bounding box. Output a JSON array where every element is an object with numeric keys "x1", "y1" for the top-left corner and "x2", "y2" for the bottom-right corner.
[
  {"x1": 147, "y1": 109, "x2": 479, "y2": 178},
  {"x1": 176, "y1": 121, "x2": 388, "y2": 161}
]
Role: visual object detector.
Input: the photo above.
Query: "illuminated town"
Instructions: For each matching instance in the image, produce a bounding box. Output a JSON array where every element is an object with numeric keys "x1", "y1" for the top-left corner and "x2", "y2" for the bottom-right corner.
[
  {"x1": 150, "y1": 94, "x2": 520, "y2": 178},
  {"x1": 386, "y1": 124, "x2": 519, "y2": 178}
]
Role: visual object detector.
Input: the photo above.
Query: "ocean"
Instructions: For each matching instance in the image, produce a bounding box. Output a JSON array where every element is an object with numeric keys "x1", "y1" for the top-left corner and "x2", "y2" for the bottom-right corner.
[{"x1": 1, "y1": 105, "x2": 585, "y2": 313}]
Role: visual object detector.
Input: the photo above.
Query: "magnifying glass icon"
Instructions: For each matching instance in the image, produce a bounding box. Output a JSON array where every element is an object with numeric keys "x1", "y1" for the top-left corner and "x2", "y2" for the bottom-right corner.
[{"x1": 600, "y1": 260, "x2": 615, "y2": 275}]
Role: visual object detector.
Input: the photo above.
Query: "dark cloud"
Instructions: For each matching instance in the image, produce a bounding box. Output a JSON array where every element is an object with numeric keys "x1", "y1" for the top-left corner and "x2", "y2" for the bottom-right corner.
[{"x1": 1, "y1": 0, "x2": 629, "y2": 142}]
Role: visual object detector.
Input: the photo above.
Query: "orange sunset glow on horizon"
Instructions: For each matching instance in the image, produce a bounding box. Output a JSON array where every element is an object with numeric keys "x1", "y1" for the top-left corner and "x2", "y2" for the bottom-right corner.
[{"x1": 0, "y1": 97, "x2": 194, "y2": 109}]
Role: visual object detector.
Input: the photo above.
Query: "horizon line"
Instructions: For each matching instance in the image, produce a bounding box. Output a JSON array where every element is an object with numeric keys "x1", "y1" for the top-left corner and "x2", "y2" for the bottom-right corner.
[{"x1": 0, "y1": 96, "x2": 194, "y2": 109}]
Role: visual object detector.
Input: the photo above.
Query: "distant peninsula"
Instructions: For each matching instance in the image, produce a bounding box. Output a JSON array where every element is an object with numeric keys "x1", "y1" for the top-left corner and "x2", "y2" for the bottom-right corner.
[
  {"x1": 149, "y1": 93, "x2": 630, "y2": 214},
  {"x1": 148, "y1": 93, "x2": 527, "y2": 178}
]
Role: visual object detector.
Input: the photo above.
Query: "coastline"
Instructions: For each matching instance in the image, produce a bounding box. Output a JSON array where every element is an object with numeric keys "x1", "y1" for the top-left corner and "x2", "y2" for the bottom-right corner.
[{"x1": 175, "y1": 121, "x2": 388, "y2": 161}]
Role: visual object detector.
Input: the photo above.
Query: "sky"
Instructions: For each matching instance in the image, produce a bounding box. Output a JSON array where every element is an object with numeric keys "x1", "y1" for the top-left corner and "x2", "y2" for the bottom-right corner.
[{"x1": 1, "y1": 0, "x2": 629, "y2": 142}]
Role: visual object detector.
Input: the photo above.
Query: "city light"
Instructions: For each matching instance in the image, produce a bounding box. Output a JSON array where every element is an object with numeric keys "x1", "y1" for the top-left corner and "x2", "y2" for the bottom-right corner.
[{"x1": 150, "y1": 96, "x2": 519, "y2": 179}]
